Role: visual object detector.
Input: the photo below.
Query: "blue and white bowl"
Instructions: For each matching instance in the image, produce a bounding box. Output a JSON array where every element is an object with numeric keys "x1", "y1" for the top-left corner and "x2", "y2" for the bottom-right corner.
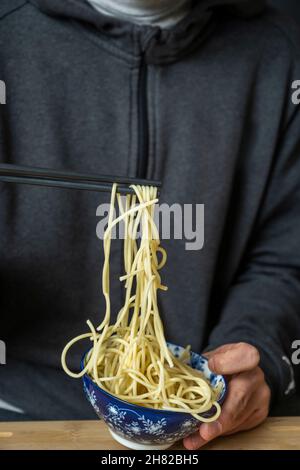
[{"x1": 81, "y1": 343, "x2": 227, "y2": 450}]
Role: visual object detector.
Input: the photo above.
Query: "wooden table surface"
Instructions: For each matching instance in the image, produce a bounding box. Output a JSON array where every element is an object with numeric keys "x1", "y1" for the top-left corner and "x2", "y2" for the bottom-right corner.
[{"x1": 0, "y1": 418, "x2": 300, "y2": 450}]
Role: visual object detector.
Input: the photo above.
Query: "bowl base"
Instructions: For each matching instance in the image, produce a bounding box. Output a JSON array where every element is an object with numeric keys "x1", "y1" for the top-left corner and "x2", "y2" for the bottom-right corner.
[{"x1": 109, "y1": 429, "x2": 173, "y2": 451}]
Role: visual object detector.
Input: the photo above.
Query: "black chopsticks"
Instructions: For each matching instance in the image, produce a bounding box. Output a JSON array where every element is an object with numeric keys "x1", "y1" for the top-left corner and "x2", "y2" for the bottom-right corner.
[{"x1": 0, "y1": 164, "x2": 161, "y2": 195}]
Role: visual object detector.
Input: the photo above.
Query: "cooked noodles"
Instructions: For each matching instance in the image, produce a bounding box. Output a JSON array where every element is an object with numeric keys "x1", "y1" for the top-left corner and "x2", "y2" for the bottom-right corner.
[{"x1": 61, "y1": 184, "x2": 220, "y2": 421}]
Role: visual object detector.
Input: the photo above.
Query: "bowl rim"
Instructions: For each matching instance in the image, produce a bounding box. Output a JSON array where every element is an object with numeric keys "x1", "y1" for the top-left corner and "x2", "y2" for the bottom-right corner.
[{"x1": 80, "y1": 344, "x2": 227, "y2": 417}]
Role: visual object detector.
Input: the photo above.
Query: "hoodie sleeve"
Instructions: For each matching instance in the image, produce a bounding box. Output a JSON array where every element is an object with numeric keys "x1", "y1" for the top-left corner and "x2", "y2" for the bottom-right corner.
[{"x1": 206, "y1": 91, "x2": 300, "y2": 406}]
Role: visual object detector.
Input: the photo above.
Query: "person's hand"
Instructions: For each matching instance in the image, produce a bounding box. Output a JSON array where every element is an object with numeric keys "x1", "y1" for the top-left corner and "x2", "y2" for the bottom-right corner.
[{"x1": 183, "y1": 342, "x2": 271, "y2": 450}]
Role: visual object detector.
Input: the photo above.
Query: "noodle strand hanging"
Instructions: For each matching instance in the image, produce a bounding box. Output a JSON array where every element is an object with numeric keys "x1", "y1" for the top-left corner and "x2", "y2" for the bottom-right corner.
[{"x1": 62, "y1": 185, "x2": 220, "y2": 422}]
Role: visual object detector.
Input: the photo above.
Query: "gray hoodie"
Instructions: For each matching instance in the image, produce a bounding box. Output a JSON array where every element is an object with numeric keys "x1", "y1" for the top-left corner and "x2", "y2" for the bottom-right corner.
[{"x1": 0, "y1": 0, "x2": 299, "y2": 420}]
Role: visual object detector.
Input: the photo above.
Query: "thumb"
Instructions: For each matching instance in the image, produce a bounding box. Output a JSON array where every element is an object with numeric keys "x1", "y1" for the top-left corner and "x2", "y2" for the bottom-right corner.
[
  {"x1": 207, "y1": 343, "x2": 260, "y2": 375},
  {"x1": 203, "y1": 344, "x2": 234, "y2": 359}
]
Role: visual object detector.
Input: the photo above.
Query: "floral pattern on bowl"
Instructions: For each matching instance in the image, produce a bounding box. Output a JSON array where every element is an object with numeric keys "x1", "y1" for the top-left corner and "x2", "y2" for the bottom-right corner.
[{"x1": 81, "y1": 343, "x2": 227, "y2": 450}]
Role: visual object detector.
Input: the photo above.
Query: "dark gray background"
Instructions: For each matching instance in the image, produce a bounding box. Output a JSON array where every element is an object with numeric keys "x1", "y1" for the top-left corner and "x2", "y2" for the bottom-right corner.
[{"x1": 270, "y1": 0, "x2": 300, "y2": 23}]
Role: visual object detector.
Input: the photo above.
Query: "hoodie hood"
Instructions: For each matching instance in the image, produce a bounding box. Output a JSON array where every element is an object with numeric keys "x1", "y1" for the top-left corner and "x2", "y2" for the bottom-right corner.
[{"x1": 29, "y1": 0, "x2": 266, "y2": 64}]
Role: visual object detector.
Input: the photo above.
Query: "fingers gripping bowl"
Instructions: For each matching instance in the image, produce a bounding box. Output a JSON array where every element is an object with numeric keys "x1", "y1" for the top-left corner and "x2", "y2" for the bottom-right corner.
[{"x1": 81, "y1": 343, "x2": 227, "y2": 450}]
